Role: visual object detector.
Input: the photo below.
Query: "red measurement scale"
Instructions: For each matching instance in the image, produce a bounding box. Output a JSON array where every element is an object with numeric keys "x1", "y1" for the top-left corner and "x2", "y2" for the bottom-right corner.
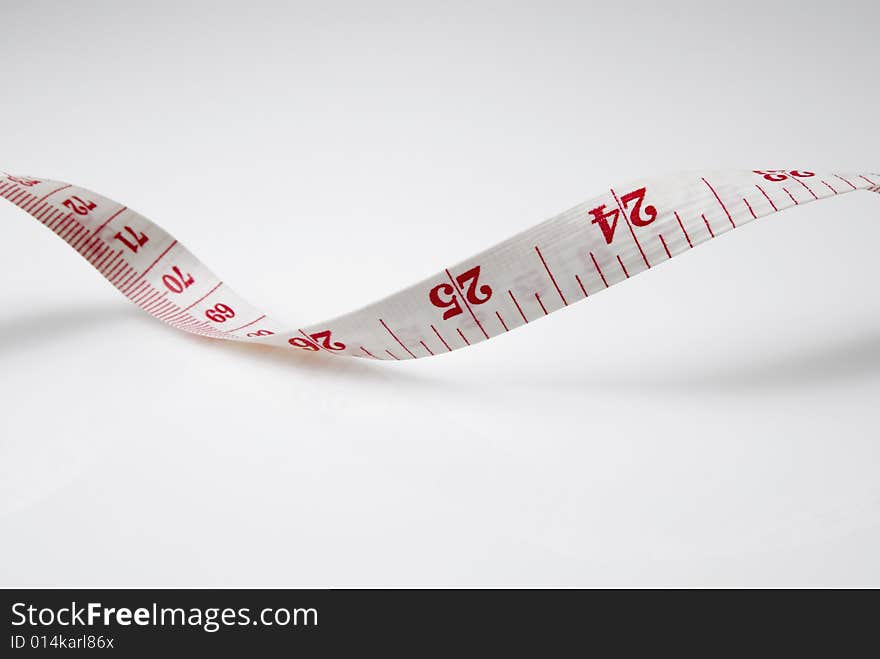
[{"x1": 2, "y1": 169, "x2": 878, "y2": 360}]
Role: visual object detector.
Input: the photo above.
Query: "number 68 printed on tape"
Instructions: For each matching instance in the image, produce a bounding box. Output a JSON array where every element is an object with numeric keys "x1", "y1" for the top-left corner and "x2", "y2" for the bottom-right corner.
[{"x1": 2, "y1": 168, "x2": 878, "y2": 361}]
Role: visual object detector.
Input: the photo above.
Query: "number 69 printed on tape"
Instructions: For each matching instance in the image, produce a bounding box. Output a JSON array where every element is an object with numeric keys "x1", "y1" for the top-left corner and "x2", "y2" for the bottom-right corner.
[{"x1": 1, "y1": 168, "x2": 878, "y2": 361}]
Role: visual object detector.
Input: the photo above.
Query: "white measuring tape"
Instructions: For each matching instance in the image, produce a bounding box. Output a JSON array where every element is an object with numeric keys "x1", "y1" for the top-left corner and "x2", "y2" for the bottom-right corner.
[{"x1": 3, "y1": 169, "x2": 878, "y2": 360}]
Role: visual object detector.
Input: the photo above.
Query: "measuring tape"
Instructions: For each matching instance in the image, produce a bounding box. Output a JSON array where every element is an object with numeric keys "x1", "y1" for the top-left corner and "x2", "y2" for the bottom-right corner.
[{"x1": 3, "y1": 169, "x2": 878, "y2": 360}]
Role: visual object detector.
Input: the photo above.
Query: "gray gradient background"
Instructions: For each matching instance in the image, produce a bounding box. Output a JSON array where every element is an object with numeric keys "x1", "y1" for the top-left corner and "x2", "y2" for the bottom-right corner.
[{"x1": 1, "y1": 0, "x2": 878, "y2": 586}]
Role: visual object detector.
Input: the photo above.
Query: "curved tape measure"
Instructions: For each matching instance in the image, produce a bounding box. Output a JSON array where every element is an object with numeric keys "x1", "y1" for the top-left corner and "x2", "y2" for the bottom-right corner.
[{"x1": 3, "y1": 169, "x2": 878, "y2": 360}]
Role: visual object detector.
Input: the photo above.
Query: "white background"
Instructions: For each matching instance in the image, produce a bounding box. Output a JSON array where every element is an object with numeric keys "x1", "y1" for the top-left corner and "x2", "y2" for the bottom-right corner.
[{"x1": 1, "y1": 0, "x2": 878, "y2": 586}]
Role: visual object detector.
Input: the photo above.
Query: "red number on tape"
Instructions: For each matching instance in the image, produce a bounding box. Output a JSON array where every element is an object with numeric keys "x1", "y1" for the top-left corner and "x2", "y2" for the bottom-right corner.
[
  {"x1": 309, "y1": 329, "x2": 345, "y2": 351},
  {"x1": 63, "y1": 195, "x2": 97, "y2": 215},
  {"x1": 589, "y1": 187, "x2": 657, "y2": 245},
  {"x1": 206, "y1": 303, "x2": 235, "y2": 323},
  {"x1": 114, "y1": 226, "x2": 149, "y2": 253},
  {"x1": 753, "y1": 170, "x2": 815, "y2": 182},
  {"x1": 288, "y1": 330, "x2": 345, "y2": 351},
  {"x1": 429, "y1": 265, "x2": 492, "y2": 320},
  {"x1": 288, "y1": 337, "x2": 320, "y2": 351},
  {"x1": 162, "y1": 266, "x2": 194, "y2": 293},
  {"x1": 7, "y1": 175, "x2": 40, "y2": 186}
]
